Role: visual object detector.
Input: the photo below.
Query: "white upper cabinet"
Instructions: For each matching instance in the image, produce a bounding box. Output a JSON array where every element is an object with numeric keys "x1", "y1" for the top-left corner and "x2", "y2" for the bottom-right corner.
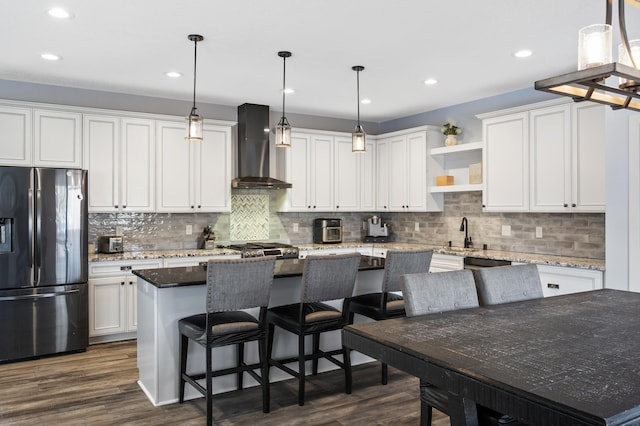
[
  {"x1": 334, "y1": 136, "x2": 376, "y2": 212},
  {"x1": 156, "y1": 120, "x2": 231, "y2": 213},
  {"x1": 529, "y1": 104, "x2": 571, "y2": 212},
  {"x1": 571, "y1": 103, "x2": 605, "y2": 212},
  {"x1": 280, "y1": 131, "x2": 334, "y2": 212},
  {"x1": 34, "y1": 109, "x2": 82, "y2": 168},
  {"x1": 334, "y1": 136, "x2": 360, "y2": 211},
  {"x1": 377, "y1": 130, "x2": 441, "y2": 212},
  {"x1": 0, "y1": 105, "x2": 32, "y2": 166},
  {"x1": 481, "y1": 100, "x2": 605, "y2": 213},
  {"x1": 482, "y1": 111, "x2": 530, "y2": 212},
  {"x1": 84, "y1": 115, "x2": 155, "y2": 212},
  {"x1": 0, "y1": 104, "x2": 82, "y2": 168}
]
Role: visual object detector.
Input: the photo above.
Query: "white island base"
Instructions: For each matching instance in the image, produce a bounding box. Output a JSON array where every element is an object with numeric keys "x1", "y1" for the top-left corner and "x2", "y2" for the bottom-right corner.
[{"x1": 137, "y1": 268, "x2": 384, "y2": 406}]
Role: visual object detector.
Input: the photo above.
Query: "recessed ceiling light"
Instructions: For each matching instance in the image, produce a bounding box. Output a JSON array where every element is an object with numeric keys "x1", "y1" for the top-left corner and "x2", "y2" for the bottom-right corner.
[
  {"x1": 361, "y1": 99, "x2": 372, "y2": 104},
  {"x1": 514, "y1": 49, "x2": 533, "y2": 58},
  {"x1": 165, "y1": 71, "x2": 182, "y2": 78},
  {"x1": 41, "y1": 53, "x2": 61, "y2": 61},
  {"x1": 424, "y1": 78, "x2": 438, "y2": 85},
  {"x1": 47, "y1": 7, "x2": 72, "y2": 19},
  {"x1": 283, "y1": 88, "x2": 294, "y2": 94}
]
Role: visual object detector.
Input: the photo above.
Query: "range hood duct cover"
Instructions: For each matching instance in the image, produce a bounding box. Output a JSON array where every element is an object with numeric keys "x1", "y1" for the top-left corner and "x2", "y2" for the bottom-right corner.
[{"x1": 232, "y1": 103, "x2": 292, "y2": 189}]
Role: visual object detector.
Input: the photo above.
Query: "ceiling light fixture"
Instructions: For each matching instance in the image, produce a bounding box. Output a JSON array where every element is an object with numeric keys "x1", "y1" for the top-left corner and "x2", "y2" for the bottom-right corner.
[
  {"x1": 47, "y1": 7, "x2": 71, "y2": 19},
  {"x1": 166, "y1": 71, "x2": 182, "y2": 78},
  {"x1": 41, "y1": 53, "x2": 61, "y2": 61},
  {"x1": 424, "y1": 78, "x2": 438, "y2": 85},
  {"x1": 185, "y1": 34, "x2": 204, "y2": 142},
  {"x1": 514, "y1": 49, "x2": 533, "y2": 58},
  {"x1": 275, "y1": 51, "x2": 292, "y2": 148},
  {"x1": 352, "y1": 65, "x2": 366, "y2": 153},
  {"x1": 535, "y1": 0, "x2": 640, "y2": 112}
]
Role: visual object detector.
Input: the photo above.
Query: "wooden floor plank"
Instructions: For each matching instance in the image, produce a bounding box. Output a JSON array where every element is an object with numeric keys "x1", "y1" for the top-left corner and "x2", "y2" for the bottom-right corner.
[{"x1": 0, "y1": 340, "x2": 449, "y2": 425}]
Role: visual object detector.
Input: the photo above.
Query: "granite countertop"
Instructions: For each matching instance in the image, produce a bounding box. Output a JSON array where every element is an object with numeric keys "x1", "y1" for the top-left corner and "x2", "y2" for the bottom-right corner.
[
  {"x1": 90, "y1": 241, "x2": 605, "y2": 271},
  {"x1": 133, "y1": 255, "x2": 386, "y2": 288}
]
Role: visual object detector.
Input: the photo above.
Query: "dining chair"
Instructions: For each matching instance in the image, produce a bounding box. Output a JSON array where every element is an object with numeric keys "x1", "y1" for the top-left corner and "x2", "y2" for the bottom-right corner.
[
  {"x1": 178, "y1": 256, "x2": 276, "y2": 426},
  {"x1": 267, "y1": 252, "x2": 361, "y2": 406},
  {"x1": 347, "y1": 249, "x2": 433, "y2": 384},
  {"x1": 401, "y1": 269, "x2": 479, "y2": 426},
  {"x1": 472, "y1": 263, "x2": 543, "y2": 306}
]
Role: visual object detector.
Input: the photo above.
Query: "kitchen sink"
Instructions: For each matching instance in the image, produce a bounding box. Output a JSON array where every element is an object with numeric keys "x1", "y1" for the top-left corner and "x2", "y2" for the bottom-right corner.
[{"x1": 441, "y1": 246, "x2": 482, "y2": 254}]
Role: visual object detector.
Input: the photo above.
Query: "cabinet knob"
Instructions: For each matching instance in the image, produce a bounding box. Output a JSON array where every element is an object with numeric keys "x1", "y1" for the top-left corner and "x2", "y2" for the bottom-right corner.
[
  {"x1": 123, "y1": 205, "x2": 126, "y2": 209},
  {"x1": 313, "y1": 205, "x2": 316, "y2": 208},
  {"x1": 482, "y1": 205, "x2": 486, "y2": 208},
  {"x1": 115, "y1": 205, "x2": 118, "y2": 208},
  {"x1": 198, "y1": 205, "x2": 201, "y2": 208},
  {"x1": 191, "y1": 205, "x2": 195, "y2": 209},
  {"x1": 121, "y1": 282, "x2": 125, "y2": 285},
  {"x1": 572, "y1": 203, "x2": 576, "y2": 207},
  {"x1": 336, "y1": 205, "x2": 339, "y2": 209},
  {"x1": 564, "y1": 203, "x2": 568, "y2": 207}
]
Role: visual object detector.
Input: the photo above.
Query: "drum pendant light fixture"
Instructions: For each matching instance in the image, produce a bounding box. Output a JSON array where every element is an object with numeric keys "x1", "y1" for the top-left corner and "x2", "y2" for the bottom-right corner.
[
  {"x1": 275, "y1": 51, "x2": 292, "y2": 148},
  {"x1": 535, "y1": 0, "x2": 640, "y2": 112},
  {"x1": 352, "y1": 65, "x2": 366, "y2": 153},
  {"x1": 185, "y1": 34, "x2": 204, "y2": 142}
]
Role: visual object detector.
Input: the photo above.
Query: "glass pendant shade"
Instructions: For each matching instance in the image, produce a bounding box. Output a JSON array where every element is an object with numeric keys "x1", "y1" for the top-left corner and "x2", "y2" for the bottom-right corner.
[
  {"x1": 352, "y1": 125, "x2": 366, "y2": 153},
  {"x1": 619, "y1": 39, "x2": 640, "y2": 89},
  {"x1": 275, "y1": 116, "x2": 292, "y2": 147},
  {"x1": 186, "y1": 107, "x2": 204, "y2": 142},
  {"x1": 578, "y1": 24, "x2": 612, "y2": 69}
]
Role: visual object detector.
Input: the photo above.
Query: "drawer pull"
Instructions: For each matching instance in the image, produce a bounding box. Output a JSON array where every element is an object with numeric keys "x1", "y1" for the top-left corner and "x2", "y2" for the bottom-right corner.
[
  {"x1": 120, "y1": 265, "x2": 133, "y2": 271},
  {"x1": 547, "y1": 283, "x2": 560, "y2": 289}
]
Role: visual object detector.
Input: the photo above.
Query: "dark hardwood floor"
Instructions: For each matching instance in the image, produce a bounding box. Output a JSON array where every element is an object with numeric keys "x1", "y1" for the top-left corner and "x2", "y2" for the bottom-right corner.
[{"x1": 0, "y1": 340, "x2": 449, "y2": 425}]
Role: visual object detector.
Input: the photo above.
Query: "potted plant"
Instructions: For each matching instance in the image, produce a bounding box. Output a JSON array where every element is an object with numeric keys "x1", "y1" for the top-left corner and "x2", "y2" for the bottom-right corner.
[{"x1": 441, "y1": 122, "x2": 462, "y2": 146}]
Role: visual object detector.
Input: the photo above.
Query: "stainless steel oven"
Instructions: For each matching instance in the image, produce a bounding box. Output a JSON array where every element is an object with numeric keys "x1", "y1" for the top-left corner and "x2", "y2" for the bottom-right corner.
[{"x1": 313, "y1": 218, "x2": 342, "y2": 244}]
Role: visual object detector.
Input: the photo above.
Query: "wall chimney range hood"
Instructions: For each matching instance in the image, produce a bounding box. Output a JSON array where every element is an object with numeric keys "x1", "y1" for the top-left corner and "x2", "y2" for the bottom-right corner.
[{"x1": 232, "y1": 103, "x2": 292, "y2": 189}]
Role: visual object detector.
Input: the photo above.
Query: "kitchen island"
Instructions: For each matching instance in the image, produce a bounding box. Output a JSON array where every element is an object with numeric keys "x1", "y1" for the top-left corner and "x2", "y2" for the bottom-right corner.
[{"x1": 134, "y1": 255, "x2": 386, "y2": 406}]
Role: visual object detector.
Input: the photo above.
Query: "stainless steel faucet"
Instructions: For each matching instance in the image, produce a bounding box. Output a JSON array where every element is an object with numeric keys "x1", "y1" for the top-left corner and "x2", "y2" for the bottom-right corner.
[{"x1": 460, "y1": 217, "x2": 472, "y2": 248}]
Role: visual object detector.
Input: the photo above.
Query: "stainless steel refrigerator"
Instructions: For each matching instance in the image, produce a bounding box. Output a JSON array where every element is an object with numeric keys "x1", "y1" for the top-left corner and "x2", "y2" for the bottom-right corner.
[{"x1": 0, "y1": 167, "x2": 88, "y2": 362}]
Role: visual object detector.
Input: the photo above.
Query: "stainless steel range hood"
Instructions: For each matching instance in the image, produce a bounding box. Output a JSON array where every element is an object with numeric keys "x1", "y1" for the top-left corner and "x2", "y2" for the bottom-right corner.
[{"x1": 232, "y1": 103, "x2": 292, "y2": 189}]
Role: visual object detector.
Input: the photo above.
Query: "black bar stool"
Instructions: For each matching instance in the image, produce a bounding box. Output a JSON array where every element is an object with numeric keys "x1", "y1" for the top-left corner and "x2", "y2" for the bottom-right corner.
[
  {"x1": 178, "y1": 256, "x2": 276, "y2": 426},
  {"x1": 347, "y1": 249, "x2": 433, "y2": 384},
  {"x1": 267, "y1": 252, "x2": 361, "y2": 406}
]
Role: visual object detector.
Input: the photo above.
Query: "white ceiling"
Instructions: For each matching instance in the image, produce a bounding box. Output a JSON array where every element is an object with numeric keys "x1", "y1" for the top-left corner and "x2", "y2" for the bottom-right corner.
[{"x1": 2, "y1": 1, "x2": 629, "y2": 122}]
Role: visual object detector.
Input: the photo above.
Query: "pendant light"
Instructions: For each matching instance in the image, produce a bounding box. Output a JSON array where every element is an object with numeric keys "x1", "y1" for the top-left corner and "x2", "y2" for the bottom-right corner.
[
  {"x1": 185, "y1": 34, "x2": 204, "y2": 142},
  {"x1": 352, "y1": 65, "x2": 366, "y2": 153},
  {"x1": 275, "y1": 51, "x2": 292, "y2": 148},
  {"x1": 535, "y1": 0, "x2": 640, "y2": 112}
]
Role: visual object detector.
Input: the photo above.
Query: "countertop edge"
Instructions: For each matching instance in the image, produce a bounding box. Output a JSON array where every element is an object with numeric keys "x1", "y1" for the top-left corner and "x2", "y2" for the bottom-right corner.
[{"x1": 89, "y1": 242, "x2": 605, "y2": 271}]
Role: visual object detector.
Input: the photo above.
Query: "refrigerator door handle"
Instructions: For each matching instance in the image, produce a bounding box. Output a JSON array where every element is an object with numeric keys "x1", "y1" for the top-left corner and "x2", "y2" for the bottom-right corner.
[
  {"x1": 0, "y1": 288, "x2": 80, "y2": 301},
  {"x1": 34, "y1": 168, "x2": 42, "y2": 285}
]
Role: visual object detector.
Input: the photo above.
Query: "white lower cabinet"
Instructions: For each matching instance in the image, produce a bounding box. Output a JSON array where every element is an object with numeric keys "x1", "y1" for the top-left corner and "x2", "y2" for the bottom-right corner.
[
  {"x1": 429, "y1": 254, "x2": 464, "y2": 272},
  {"x1": 535, "y1": 264, "x2": 604, "y2": 297},
  {"x1": 88, "y1": 259, "x2": 163, "y2": 340}
]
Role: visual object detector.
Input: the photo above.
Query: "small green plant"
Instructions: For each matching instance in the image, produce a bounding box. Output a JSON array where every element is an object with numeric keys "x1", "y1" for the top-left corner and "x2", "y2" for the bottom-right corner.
[{"x1": 441, "y1": 123, "x2": 462, "y2": 135}]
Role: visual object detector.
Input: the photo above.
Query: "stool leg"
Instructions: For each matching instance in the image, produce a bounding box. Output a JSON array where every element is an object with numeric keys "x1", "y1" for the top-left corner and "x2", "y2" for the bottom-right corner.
[
  {"x1": 420, "y1": 402, "x2": 433, "y2": 426},
  {"x1": 342, "y1": 344, "x2": 352, "y2": 395},
  {"x1": 381, "y1": 362, "x2": 388, "y2": 385},
  {"x1": 179, "y1": 333, "x2": 188, "y2": 403},
  {"x1": 312, "y1": 333, "x2": 320, "y2": 375},
  {"x1": 206, "y1": 344, "x2": 213, "y2": 426},
  {"x1": 259, "y1": 333, "x2": 270, "y2": 413},
  {"x1": 237, "y1": 342, "x2": 244, "y2": 390},
  {"x1": 298, "y1": 333, "x2": 306, "y2": 406}
]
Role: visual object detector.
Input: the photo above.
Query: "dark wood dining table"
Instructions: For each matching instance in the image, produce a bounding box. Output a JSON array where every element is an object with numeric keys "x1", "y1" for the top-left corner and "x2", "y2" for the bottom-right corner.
[{"x1": 343, "y1": 289, "x2": 640, "y2": 426}]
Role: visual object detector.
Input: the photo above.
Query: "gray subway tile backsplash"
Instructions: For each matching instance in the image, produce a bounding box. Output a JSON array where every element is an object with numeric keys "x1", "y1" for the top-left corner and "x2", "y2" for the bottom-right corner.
[{"x1": 89, "y1": 191, "x2": 604, "y2": 259}]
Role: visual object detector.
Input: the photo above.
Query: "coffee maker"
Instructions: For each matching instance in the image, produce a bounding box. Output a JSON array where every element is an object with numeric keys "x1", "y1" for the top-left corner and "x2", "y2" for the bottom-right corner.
[{"x1": 362, "y1": 216, "x2": 390, "y2": 242}]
